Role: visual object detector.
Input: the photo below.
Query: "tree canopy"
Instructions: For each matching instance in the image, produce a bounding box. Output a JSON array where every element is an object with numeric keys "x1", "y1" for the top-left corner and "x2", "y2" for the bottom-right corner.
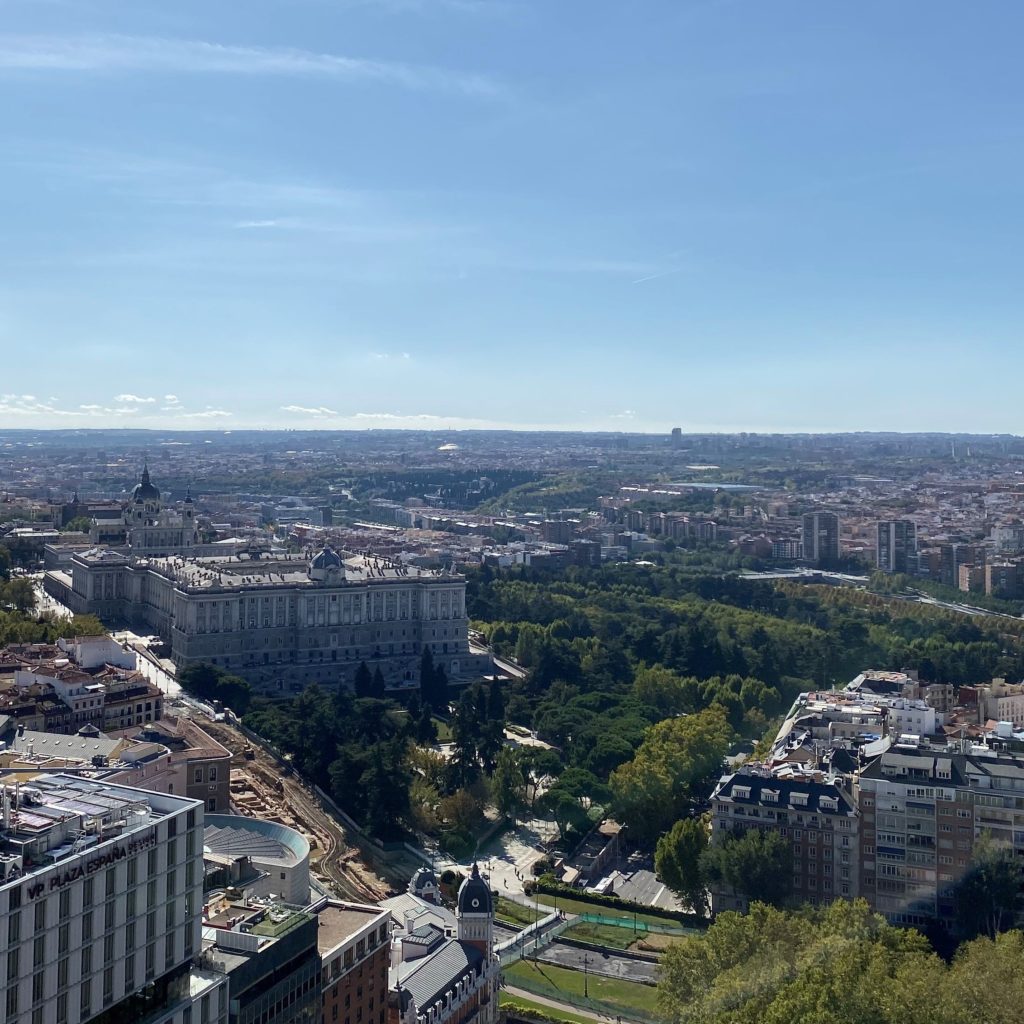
[{"x1": 659, "y1": 899, "x2": 1024, "y2": 1024}]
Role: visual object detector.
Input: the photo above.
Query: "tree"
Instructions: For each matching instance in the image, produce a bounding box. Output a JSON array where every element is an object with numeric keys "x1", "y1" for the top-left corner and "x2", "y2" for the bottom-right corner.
[
  {"x1": 361, "y1": 740, "x2": 410, "y2": 839},
  {"x1": 609, "y1": 704, "x2": 733, "y2": 844},
  {"x1": 420, "y1": 647, "x2": 437, "y2": 705},
  {"x1": 415, "y1": 705, "x2": 438, "y2": 745},
  {"x1": 433, "y1": 664, "x2": 449, "y2": 709},
  {"x1": 546, "y1": 766, "x2": 611, "y2": 813},
  {"x1": 178, "y1": 661, "x2": 253, "y2": 715},
  {"x1": 944, "y1": 930, "x2": 1024, "y2": 1024},
  {"x1": 700, "y1": 827, "x2": 793, "y2": 909},
  {"x1": 62, "y1": 516, "x2": 93, "y2": 533},
  {"x1": 476, "y1": 720, "x2": 504, "y2": 773},
  {"x1": 450, "y1": 689, "x2": 480, "y2": 787},
  {"x1": 487, "y1": 677, "x2": 505, "y2": 722},
  {"x1": 438, "y1": 787, "x2": 484, "y2": 834},
  {"x1": 492, "y1": 746, "x2": 527, "y2": 821},
  {"x1": 657, "y1": 899, "x2": 940, "y2": 1024},
  {"x1": 539, "y1": 788, "x2": 589, "y2": 840},
  {"x1": 656, "y1": 817, "x2": 709, "y2": 917},
  {"x1": 354, "y1": 661, "x2": 373, "y2": 699},
  {"x1": 632, "y1": 663, "x2": 691, "y2": 717},
  {"x1": 0, "y1": 545, "x2": 11, "y2": 581},
  {"x1": 2, "y1": 577, "x2": 36, "y2": 614},
  {"x1": 953, "y1": 837, "x2": 1023, "y2": 940},
  {"x1": 372, "y1": 666, "x2": 387, "y2": 699}
]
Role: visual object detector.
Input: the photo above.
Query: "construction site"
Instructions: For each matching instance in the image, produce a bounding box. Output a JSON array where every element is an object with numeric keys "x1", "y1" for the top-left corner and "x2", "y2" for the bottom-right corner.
[{"x1": 198, "y1": 715, "x2": 405, "y2": 904}]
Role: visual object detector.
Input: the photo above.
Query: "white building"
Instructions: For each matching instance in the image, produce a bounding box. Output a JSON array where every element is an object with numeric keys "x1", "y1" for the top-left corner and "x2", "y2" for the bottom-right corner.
[
  {"x1": 202, "y1": 814, "x2": 310, "y2": 905},
  {"x1": 0, "y1": 775, "x2": 227, "y2": 1024},
  {"x1": 53, "y1": 545, "x2": 489, "y2": 692}
]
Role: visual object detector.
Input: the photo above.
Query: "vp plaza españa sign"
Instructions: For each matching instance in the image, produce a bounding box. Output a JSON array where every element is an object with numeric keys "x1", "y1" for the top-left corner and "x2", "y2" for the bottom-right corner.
[{"x1": 25, "y1": 830, "x2": 158, "y2": 898}]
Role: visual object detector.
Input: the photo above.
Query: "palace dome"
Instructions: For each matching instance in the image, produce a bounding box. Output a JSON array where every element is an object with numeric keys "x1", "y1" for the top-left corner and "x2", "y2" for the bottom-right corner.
[{"x1": 310, "y1": 546, "x2": 343, "y2": 572}]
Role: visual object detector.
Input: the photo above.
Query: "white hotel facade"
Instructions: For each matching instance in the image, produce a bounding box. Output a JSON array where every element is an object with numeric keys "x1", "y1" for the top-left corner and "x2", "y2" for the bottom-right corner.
[{"x1": 0, "y1": 776, "x2": 226, "y2": 1024}]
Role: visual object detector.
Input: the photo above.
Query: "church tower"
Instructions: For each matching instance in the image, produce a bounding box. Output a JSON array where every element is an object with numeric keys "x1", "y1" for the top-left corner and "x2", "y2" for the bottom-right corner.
[{"x1": 455, "y1": 863, "x2": 494, "y2": 956}]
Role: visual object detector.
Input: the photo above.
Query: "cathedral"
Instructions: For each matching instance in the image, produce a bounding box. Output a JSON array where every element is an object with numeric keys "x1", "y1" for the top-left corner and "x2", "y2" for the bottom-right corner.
[{"x1": 117, "y1": 464, "x2": 199, "y2": 556}]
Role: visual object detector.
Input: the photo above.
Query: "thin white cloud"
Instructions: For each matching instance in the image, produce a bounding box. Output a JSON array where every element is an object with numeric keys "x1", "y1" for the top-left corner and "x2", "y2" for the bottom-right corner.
[
  {"x1": 281, "y1": 405, "x2": 340, "y2": 417},
  {"x1": 176, "y1": 408, "x2": 232, "y2": 419},
  {"x1": 369, "y1": 352, "x2": 412, "y2": 361},
  {"x1": 632, "y1": 267, "x2": 686, "y2": 285},
  {"x1": 234, "y1": 220, "x2": 282, "y2": 229},
  {"x1": 0, "y1": 34, "x2": 501, "y2": 97},
  {"x1": 353, "y1": 412, "x2": 445, "y2": 420},
  {"x1": 115, "y1": 393, "x2": 156, "y2": 403},
  {"x1": 163, "y1": 394, "x2": 179, "y2": 403},
  {"x1": 610, "y1": 410, "x2": 637, "y2": 419}
]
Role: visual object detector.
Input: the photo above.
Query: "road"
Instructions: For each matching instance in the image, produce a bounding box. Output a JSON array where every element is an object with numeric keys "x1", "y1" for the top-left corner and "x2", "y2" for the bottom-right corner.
[{"x1": 492, "y1": 654, "x2": 527, "y2": 679}]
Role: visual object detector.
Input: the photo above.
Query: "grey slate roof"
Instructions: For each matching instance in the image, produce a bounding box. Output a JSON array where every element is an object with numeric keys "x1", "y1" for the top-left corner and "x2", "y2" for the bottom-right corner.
[{"x1": 398, "y1": 939, "x2": 484, "y2": 1014}]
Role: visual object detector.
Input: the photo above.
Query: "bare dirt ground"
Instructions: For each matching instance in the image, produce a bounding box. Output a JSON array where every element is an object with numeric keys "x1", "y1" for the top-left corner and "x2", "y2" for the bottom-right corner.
[{"x1": 200, "y1": 718, "x2": 392, "y2": 903}]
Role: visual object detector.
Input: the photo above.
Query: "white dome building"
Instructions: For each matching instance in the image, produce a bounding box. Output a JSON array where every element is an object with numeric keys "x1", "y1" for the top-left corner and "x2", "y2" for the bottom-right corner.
[{"x1": 203, "y1": 814, "x2": 311, "y2": 905}]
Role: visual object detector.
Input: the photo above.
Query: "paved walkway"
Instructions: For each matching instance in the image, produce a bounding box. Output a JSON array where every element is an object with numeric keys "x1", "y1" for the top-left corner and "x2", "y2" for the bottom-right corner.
[{"x1": 503, "y1": 985, "x2": 608, "y2": 1023}]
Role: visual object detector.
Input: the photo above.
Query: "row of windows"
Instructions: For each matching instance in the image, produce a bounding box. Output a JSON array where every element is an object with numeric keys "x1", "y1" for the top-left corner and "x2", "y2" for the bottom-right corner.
[{"x1": 2, "y1": 925, "x2": 195, "y2": 1018}]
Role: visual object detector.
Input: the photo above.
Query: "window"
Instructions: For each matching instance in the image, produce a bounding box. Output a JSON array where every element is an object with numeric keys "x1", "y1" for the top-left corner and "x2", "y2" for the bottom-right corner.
[{"x1": 34, "y1": 899, "x2": 47, "y2": 932}]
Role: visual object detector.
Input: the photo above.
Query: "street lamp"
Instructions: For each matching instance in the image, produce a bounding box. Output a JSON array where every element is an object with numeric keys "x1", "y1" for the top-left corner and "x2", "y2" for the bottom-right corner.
[{"x1": 582, "y1": 952, "x2": 590, "y2": 999}]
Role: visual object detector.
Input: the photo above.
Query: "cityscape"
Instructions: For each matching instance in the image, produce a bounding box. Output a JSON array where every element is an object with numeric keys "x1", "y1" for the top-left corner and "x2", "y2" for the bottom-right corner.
[
  {"x1": 3, "y1": 0, "x2": 1023, "y2": 1021},
  {"x1": 1, "y1": 429, "x2": 1024, "y2": 1024}
]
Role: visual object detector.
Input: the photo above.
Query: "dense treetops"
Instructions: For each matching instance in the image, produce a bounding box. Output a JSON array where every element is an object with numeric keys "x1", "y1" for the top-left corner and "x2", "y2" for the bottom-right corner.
[
  {"x1": 658, "y1": 900, "x2": 1024, "y2": 1024},
  {"x1": 219, "y1": 556, "x2": 1024, "y2": 852}
]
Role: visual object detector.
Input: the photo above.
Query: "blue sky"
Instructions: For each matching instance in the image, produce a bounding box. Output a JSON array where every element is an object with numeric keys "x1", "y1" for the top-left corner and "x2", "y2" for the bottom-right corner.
[{"x1": 1, "y1": 1, "x2": 1021, "y2": 433}]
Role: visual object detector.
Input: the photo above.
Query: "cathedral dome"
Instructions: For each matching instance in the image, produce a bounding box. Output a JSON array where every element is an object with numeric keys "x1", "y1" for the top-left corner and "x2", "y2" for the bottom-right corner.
[
  {"x1": 457, "y1": 863, "x2": 492, "y2": 916},
  {"x1": 131, "y1": 465, "x2": 160, "y2": 503}
]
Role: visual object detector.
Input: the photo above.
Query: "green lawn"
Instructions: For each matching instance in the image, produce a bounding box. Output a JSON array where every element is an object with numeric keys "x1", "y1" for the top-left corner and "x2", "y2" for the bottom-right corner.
[
  {"x1": 504, "y1": 960, "x2": 660, "y2": 1018},
  {"x1": 433, "y1": 716, "x2": 453, "y2": 742},
  {"x1": 498, "y1": 897, "x2": 545, "y2": 929},
  {"x1": 534, "y1": 893, "x2": 681, "y2": 929},
  {"x1": 499, "y1": 993, "x2": 600, "y2": 1024}
]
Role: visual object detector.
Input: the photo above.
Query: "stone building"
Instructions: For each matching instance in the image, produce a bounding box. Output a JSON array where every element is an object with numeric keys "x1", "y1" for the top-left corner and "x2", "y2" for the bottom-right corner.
[{"x1": 51, "y1": 545, "x2": 488, "y2": 692}]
